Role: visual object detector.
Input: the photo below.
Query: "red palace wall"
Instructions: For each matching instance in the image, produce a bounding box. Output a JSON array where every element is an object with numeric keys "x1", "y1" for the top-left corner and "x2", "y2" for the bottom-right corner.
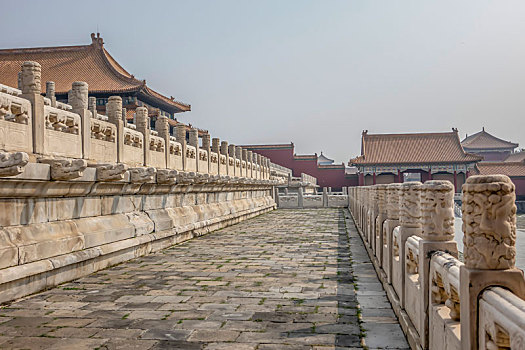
[
  {"x1": 512, "y1": 177, "x2": 525, "y2": 200},
  {"x1": 243, "y1": 144, "x2": 358, "y2": 190}
]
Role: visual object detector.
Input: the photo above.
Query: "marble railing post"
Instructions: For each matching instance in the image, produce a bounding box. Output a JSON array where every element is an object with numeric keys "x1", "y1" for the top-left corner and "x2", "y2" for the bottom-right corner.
[
  {"x1": 228, "y1": 144, "x2": 236, "y2": 177},
  {"x1": 211, "y1": 137, "x2": 220, "y2": 154},
  {"x1": 46, "y1": 81, "x2": 56, "y2": 107},
  {"x1": 202, "y1": 133, "x2": 211, "y2": 174},
  {"x1": 235, "y1": 146, "x2": 242, "y2": 177},
  {"x1": 189, "y1": 128, "x2": 199, "y2": 172},
  {"x1": 360, "y1": 187, "x2": 366, "y2": 237},
  {"x1": 247, "y1": 151, "x2": 254, "y2": 178},
  {"x1": 298, "y1": 186, "x2": 304, "y2": 208},
  {"x1": 220, "y1": 141, "x2": 229, "y2": 175},
  {"x1": 156, "y1": 115, "x2": 170, "y2": 168},
  {"x1": 242, "y1": 149, "x2": 248, "y2": 178},
  {"x1": 88, "y1": 97, "x2": 97, "y2": 118},
  {"x1": 68, "y1": 81, "x2": 90, "y2": 160},
  {"x1": 322, "y1": 187, "x2": 328, "y2": 207},
  {"x1": 107, "y1": 96, "x2": 124, "y2": 163},
  {"x1": 20, "y1": 61, "x2": 44, "y2": 155},
  {"x1": 459, "y1": 175, "x2": 525, "y2": 349},
  {"x1": 418, "y1": 180, "x2": 458, "y2": 349},
  {"x1": 135, "y1": 107, "x2": 149, "y2": 166},
  {"x1": 398, "y1": 181, "x2": 423, "y2": 308},
  {"x1": 368, "y1": 186, "x2": 378, "y2": 251},
  {"x1": 256, "y1": 154, "x2": 262, "y2": 179},
  {"x1": 375, "y1": 184, "x2": 388, "y2": 267},
  {"x1": 384, "y1": 183, "x2": 402, "y2": 284},
  {"x1": 176, "y1": 124, "x2": 187, "y2": 170}
]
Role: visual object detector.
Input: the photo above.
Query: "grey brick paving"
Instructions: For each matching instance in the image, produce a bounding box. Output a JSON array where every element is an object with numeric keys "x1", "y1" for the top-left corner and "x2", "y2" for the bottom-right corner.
[{"x1": 0, "y1": 209, "x2": 405, "y2": 349}]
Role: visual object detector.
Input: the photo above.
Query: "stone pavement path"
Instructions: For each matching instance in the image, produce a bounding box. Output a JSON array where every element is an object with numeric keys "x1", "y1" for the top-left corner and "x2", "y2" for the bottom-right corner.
[{"x1": 0, "y1": 209, "x2": 406, "y2": 349}]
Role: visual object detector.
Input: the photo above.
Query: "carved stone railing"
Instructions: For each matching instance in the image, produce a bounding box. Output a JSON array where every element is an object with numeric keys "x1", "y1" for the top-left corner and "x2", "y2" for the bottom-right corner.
[
  {"x1": 149, "y1": 134, "x2": 166, "y2": 168},
  {"x1": 405, "y1": 235, "x2": 422, "y2": 338},
  {"x1": 0, "y1": 91, "x2": 32, "y2": 153},
  {"x1": 277, "y1": 187, "x2": 346, "y2": 208},
  {"x1": 348, "y1": 175, "x2": 525, "y2": 350},
  {"x1": 122, "y1": 126, "x2": 144, "y2": 166},
  {"x1": 90, "y1": 118, "x2": 117, "y2": 163},
  {"x1": 0, "y1": 61, "x2": 286, "y2": 306},
  {"x1": 429, "y1": 251, "x2": 462, "y2": 349},
  {"x1": 479, "y1": 287, "x2": 525, "y2": 349}
]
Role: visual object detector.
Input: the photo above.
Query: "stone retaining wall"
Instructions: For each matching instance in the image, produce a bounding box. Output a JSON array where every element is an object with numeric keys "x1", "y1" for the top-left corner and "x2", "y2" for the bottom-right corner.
[{"x1": 0, "y1": 62, "x2": 285, "y2": 304}]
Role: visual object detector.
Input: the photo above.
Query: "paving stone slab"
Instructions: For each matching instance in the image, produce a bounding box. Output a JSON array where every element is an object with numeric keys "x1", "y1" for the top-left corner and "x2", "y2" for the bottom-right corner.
[{"x1": 0, "y1": 209, "x2": 408, "y2": 349}]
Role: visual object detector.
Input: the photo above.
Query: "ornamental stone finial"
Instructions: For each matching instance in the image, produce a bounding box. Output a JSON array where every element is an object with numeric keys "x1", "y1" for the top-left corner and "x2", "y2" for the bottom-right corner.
[
  {"x1": 135, "y1": 107, "x2": 148, "y2": 131},
  {"x1": 106, "y1": 96, "x2": 122, "y2": 125},
  {"x1": 376, "y1": 184, "x2": 388, "y2": 213},
  {"x1": 156, "y1": 115, "x2": 169, "y2": 139},
  {"x1": 68, "y1": 81, "x2": 89, "y2": 111},
  {"x1": 386, "y1": 183, "x2": 402, "y2": 220},
  {"x1": 46, "y1": 81, "x2": 55, "y2": 99},
  {"x1": 462, "y1": 175, "x2": 517, "y2": 269},
  {"x1": 400, "y1": 182, "x2": 423, "y2": 229},
  {"x1": 220, "y1": 141, "x2": 228, "y2": 155},
  {"x1": 212, "y1": 138, "x2": 220, "y2": 153},
  {"x1": 175, "y1": 124, "x2": 186, "y2": 144},
  {"x1": 421, "y1": 180, "x2": 455, "y2": 241},
  {"x1": 88, "y1": 97, "x2": 97, "y2": 117},
  {"x1": 228, "y1": 144, "x2": 236, "y2": 158},
  {"x1": 188, "y1": 128, "x2": 199, "y2": 147},
  {"x1": 21, "y1": 61, "x2": 41, "y2": 94},
  {"x1": 202, "y1": 134, "x2": 211, "y2": 150}
]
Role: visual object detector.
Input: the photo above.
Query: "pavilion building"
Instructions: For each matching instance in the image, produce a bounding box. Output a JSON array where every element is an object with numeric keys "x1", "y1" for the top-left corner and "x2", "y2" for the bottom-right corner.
[
  {"x1": 349, "y1": 129, "x2": 482, "y2": 191},
  {"x1": 0, "y1": 33, "x2": 199, "y2": 135},
  {"x1": 461, "y1": 127, "x2": 518, "y2": 161}
]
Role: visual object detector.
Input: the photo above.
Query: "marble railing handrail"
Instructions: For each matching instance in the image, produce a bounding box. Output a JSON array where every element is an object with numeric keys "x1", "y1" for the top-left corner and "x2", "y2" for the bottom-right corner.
[
  {"x1": 479, "y1": 287, "x2": 525, "y2": 349},
  {"x1": 0, "y1": 68, "x2": 289, "y2": 182}
]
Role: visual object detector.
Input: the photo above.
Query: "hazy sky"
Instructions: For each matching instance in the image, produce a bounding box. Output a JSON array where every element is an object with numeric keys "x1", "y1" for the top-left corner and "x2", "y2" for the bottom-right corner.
[{"x1": 3, "y1": 1, "x2": 524, "y2": 163}]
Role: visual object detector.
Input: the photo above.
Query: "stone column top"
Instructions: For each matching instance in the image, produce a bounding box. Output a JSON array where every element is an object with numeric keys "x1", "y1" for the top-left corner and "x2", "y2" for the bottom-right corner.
[
  {"x1": 376, "y1": 184, "x2": 388, "y2": 212},
  {"x1": 462, "y1": 174, "x2": 516, "y2": 269},
  {"x1": 400, "y1": 181, "x2": 423, "y2": 229},
  {"x1": 386, "y1": 183, "x2": 402, "y2": 220},
  {"x1": 21, "y1": 61, "x2": 41, "y2": 95},
  {"x1": 421, "y1": 180, "x2": 454, "y2": 241}
]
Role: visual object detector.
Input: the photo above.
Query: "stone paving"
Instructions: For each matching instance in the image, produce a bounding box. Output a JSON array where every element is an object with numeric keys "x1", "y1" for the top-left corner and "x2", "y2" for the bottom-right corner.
[{"x1": 0, "y1": 209, "x2": 407, "y2": 349}]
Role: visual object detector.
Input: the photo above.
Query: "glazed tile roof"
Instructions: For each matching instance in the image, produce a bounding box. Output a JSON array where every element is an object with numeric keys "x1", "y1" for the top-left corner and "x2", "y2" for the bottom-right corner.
[
  {"x1": 505, "y1": 152, "x2": 525, "y2": 162},
  {"x1": 350, "y1": 130, "x2": 482, "y2": 165},
  {"x1": 461, "y1": 128, "x2": 518, "y2": 150},
  {"x1": 242, "y1": 144, "x2": 294, "y2": 150},
  {"x1": 0, "y1": 33, "x2": 190, "y2": 114},
  {"x1": 475, "y1": 161, "x2": 525, "y2": 177},
  {"x1": 317, "y1": 152, "x2": 334, "y2": 165}
]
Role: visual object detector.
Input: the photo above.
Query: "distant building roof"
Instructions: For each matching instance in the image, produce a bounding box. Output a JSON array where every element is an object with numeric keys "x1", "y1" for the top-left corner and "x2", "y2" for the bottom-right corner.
[
  {"x1": 317, "y1": 152, "x2": 334, "y2": 165},
  {"x1": 350, "y1": 130, "x2": 481, "y2": 166},
  {"x1": 474, "y1": 161, "x2": 525, "y2": 177},
  {"x1": 505, "y1": 152, "x2": 525, "y2": 162},
  {"x1": 0, "y1": 33, "x2": 190, "y2": 114},
  {"x1": 461, "y1": 128, "x2": 518, "y2": 151},
  {"x1": 242, "y1": 143, "x2": 294, "y2": 150}
]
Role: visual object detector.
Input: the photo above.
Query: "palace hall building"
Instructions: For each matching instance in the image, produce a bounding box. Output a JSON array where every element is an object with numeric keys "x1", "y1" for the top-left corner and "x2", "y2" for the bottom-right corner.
[
  {"x1": 461, "y1": 127, "x2": 518, "y2": 161},
  {"x1": 349, "y1": 130, "x2": 482, "y2": 191},
  {"x1": 0, "y1": 33, "x2": 195, "y2": 134}
]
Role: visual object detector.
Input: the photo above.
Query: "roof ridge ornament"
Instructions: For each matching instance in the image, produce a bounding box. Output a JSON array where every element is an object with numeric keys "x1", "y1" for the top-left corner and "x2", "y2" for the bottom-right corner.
[{"x1": 90, "y1": 32, "x2": 104, "y2": 46}]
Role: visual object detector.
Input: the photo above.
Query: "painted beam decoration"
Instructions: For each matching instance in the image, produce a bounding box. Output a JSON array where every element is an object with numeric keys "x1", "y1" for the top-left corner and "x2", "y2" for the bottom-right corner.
[{"x1": 359, "y1": 163, "x2": 477, "y2": 176}]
